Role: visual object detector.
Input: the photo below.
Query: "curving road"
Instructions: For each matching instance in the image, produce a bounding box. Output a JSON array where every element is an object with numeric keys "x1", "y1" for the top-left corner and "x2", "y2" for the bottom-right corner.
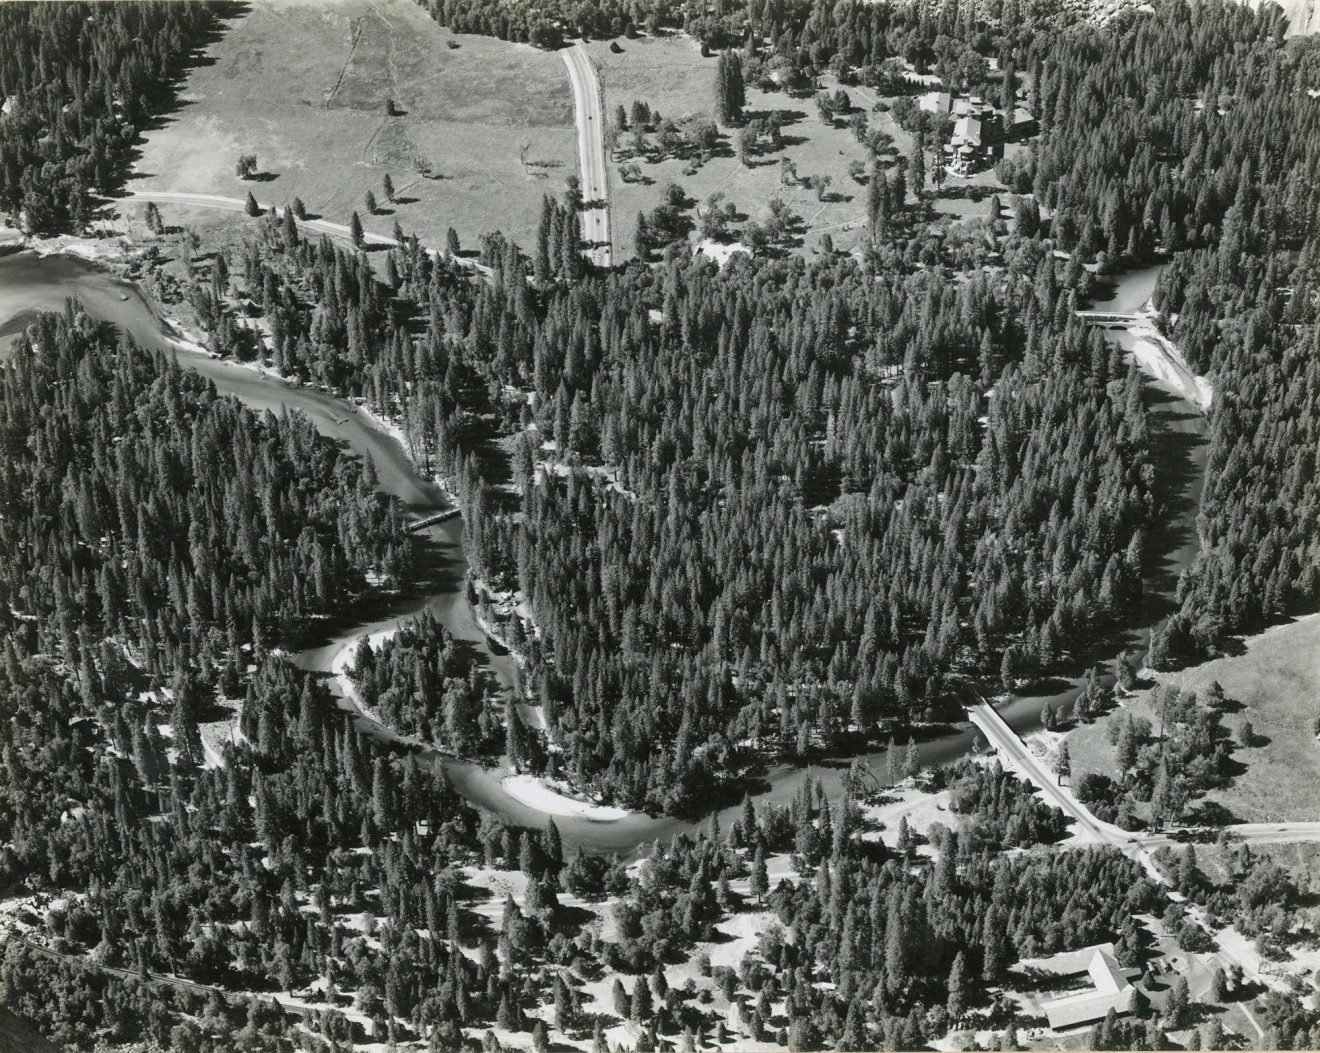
[
  {"x1": 117, "y1": 190, "x2": 489, "y2": 275},
  {"x1": 561, "y1": 44, "x2": 611, "y2": 268},
  {"x1": 122, "y1": 190, "x2": 398, "y2": 246}
]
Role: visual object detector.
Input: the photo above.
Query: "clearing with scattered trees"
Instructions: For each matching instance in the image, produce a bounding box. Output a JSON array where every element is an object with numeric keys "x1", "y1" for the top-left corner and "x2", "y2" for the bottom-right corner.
[{"x1": 125, "y1": 0, "x2": 577, "y2": 250}]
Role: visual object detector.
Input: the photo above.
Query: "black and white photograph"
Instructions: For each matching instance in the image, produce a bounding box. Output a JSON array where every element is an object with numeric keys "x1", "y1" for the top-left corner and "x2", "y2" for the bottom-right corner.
[{"x1": 0, "y1": 0, "x2": 1318, "y2": 1049}]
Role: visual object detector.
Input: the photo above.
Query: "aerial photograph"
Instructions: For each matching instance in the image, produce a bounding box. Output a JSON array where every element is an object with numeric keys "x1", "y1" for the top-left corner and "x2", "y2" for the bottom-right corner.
[{"x1": 0, "y1": 0, "x2": 1318, "y2": 1049}]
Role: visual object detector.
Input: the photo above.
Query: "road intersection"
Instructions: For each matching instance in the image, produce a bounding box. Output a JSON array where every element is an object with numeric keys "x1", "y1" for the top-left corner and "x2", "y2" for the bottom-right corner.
[{"x1": 970, "y1": 700, "x2": 1320, "y2": 858}]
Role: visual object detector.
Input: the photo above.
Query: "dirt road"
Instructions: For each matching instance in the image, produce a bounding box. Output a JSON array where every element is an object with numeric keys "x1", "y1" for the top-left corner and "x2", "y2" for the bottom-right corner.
[{"x1": 117, "y1": 190, "x2": 489, "y2": 275}]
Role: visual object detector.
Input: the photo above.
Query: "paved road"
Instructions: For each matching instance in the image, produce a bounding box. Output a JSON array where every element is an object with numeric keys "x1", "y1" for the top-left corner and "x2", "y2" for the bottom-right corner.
[
  {"x1": 970, "y1": 701, "x2": 1320, "y2": 853},
  {"x1": 561, "y1": 44, "x2": 611, "y2": 268},
  {"x1": 969, "y1": 701, "x2": 1131, "y2": 849}
]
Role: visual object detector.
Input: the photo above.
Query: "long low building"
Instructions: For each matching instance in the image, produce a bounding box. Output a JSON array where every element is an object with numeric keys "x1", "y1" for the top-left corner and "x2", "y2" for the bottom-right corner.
[{"x1": 1017, "y1": 942, "x2": 1145, "y2": 1031}]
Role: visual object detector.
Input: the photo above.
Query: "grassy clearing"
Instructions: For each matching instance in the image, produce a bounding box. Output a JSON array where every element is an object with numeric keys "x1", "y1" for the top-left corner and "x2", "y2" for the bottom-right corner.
[
  {"x1": 583, "y1": 34, "x2": 1009, "y2": 262},
  {"x1": 1066, "y1": 613, "x2": 1320, "y2": 824},
  {"x1": 1177, "y1": 613, "x2": 1320, "y2": 823},
  {"x1": 583, "y1": 36, "x2": 888, "y2": 260},
  {"x1": 124, "y1": 0, "x2": 576, "y2": 250}
]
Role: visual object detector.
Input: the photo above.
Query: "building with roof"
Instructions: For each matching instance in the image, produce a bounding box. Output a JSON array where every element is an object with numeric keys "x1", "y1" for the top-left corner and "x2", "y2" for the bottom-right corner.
[
  {"x1": 945, "y1": 101, "x2": 1004, "y2": 176},
  {"x1": 1017, "y1": 943, "x2": 1145, "y2": 1032},
  {"x1": 920, "y1": 90, "x2": 954, "y2": 115}
]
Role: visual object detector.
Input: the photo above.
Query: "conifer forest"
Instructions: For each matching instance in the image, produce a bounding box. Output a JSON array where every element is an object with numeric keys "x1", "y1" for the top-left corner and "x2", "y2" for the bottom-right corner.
[{"x1": 0, "y1": 0, "x2": 1319, "y2": 1050}]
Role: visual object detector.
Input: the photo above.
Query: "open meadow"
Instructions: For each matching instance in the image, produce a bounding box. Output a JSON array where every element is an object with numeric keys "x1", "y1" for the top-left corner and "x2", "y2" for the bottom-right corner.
[
  {"x1": 122, "y1": 0, "x2": 577, "y2": 250},
  {"x1": 1067, "y1": 614, "x2": 1320, "y2": 824}
]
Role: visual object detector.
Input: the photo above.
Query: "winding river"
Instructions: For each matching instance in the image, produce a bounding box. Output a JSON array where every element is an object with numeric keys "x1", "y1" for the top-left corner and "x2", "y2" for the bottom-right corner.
[{"x1": 0, "y1": 251, "x2": 1206, "y2": 854}]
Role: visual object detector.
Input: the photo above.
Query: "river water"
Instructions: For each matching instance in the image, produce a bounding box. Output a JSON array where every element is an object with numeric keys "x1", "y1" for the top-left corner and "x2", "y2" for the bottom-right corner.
[{"x1": 0, "y1": 250, "x2": 1206, "y2": 854}]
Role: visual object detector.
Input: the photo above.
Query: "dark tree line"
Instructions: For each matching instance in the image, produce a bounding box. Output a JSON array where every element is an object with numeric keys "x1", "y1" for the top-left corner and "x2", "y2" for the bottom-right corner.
[
  {"x1": 0, "y1": 1, "x2": 219, "y2": 233},
  {"x1": 347, "y1": 612, "x2": 498, "y2": 755},
  {"x1": 0, "y1": 307, "x2": 411, "y2": 677}
]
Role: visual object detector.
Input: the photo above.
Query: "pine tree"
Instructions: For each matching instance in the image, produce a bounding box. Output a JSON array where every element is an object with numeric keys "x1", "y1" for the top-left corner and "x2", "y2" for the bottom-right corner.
[
  {"x1": 982, "y1": 907, "x2": 1006, "y2": 981},
  {"x1": 838, "y1": 1001, "x2": 865, "y2": 1050},
  {"x1": 947, "y1": 950, "x2": 969, "y2": 1020},
  {"x1": 749, "y1": 844, "x2": 769, "y2": 904},
  {"x1": 553, "y1": 972, "x2": 575, "y2": 1032},
  {"x1": 908, "y1": 134, "x2": 926, "y2": 198},
  {"x1": 630, "y1": 977, "x2": 652, "y2": 1022},
  {"x1": 1116, "y1": 718, "x2": 1137, "y2": 772},
  {"x1": 245, "y1": 191, "x2": 260, "y2": 217},
  {"x1": 1167, "y1": 974, "x2": 1190, "y2": 1028},
  {"x1": 170, "y1": 668, "x2": 203, "y2": 764},
  {"x1": 739, "y1": 792, "x2": 756, "y2": 846},
  {"x1": 1177, "y1": 845, "x2": 1199, "y2": 895},
  {"x1": 1056, "y1": 740, "x2": 1071, "y2": 782},
  {"x1": 496, "y1": 991, "x2": 518, "y2": 1029},
  {"x1": 544, "y1": 818, "x2": 563, "y2": 875},
  {"x1": 727, "y1": 51, "x2": 745, "y2": 116},
  {"x1": 714, "y1": 53, "x2": 731, "y2": 125},
  {"x1": 505, "y1": 701, "x2": 526, "y2": 770},
  {"x1": 1116, "y1": 651, "x2": 1137, "y2": 692},
  {"x1": 349, "y1": 211, "x2": 364, "y2": 247},
  {"x1": 634, "y1": 211, "x2": 650, "y2": 259},
  {"x1": 713, "y1": 51, "x2": 744, "y2": 124}
]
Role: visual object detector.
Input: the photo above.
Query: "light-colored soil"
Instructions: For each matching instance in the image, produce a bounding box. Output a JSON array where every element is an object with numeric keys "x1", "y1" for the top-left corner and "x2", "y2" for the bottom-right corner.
[
  {"x1": 124, "y1": 0, "x2": 576, "y2": 250},
  {"x1": 861, "y1": 784, "x2": 957, "y2": 857}
]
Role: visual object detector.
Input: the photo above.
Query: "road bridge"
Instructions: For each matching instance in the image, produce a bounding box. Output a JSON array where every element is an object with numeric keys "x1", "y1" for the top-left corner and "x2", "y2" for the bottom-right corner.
[{"x1": 407, "y1": 508, "x2": 461, "y2": 532}]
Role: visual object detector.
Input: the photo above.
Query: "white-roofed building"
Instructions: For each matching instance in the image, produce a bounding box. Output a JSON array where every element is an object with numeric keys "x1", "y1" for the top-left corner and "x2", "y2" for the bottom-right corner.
[{"x1": 1016, "y1": 942, "x2": 1145, "y2": 1032}]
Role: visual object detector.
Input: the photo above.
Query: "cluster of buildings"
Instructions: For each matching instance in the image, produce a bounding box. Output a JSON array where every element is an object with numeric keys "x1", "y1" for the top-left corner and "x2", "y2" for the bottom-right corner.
[{"x1": 920, "y1": 90, "x2": 1038, "y2": 176}]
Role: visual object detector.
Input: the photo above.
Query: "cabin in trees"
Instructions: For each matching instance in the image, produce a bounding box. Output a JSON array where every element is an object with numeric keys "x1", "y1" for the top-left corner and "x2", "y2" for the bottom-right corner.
[{"x1": 1017, "y1": 943, "x2": 1144, "y2": 1031}]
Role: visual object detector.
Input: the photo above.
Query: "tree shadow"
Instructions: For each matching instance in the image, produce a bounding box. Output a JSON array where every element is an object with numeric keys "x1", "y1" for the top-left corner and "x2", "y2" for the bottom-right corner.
[{"x1": 1131, "y1": 386, "x2": 1207, "y2": 630}]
